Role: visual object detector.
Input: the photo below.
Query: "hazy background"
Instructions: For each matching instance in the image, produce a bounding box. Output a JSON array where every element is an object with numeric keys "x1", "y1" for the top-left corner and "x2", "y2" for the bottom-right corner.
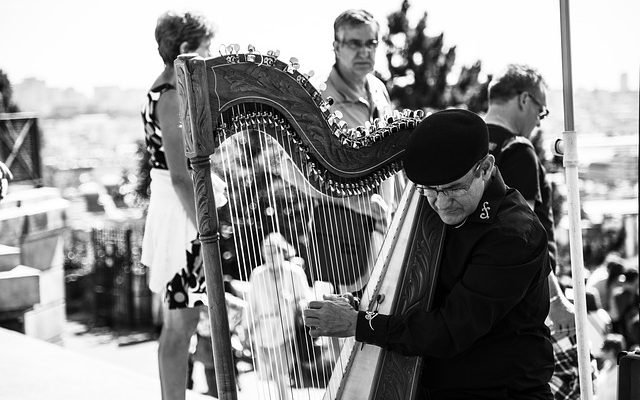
[{"x1": 1, "y1": 0, "x2": 638, "y2": 94}]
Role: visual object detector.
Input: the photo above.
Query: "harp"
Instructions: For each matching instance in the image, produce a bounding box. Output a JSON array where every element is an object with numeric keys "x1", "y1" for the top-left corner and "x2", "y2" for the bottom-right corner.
[{"x1": 175, "y1": 50, "x2": 445, "y2": 400}]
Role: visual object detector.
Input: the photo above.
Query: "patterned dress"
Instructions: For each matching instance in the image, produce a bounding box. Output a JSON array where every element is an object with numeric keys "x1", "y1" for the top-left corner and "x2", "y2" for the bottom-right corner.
[{"x1": 141, "y1": 83, "x2": 207, "y2": 309}]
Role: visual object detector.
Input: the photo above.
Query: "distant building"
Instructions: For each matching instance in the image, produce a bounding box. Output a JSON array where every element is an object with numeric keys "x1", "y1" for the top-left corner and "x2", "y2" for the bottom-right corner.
[{"x1": 619, "y1": 72, "x2": 629, "y2": 92}]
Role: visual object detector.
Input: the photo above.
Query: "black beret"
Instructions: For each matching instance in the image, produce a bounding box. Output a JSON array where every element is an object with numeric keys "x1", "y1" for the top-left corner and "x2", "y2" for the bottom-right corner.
[{"x1": 403, "y1": 109, "x2": 489, "y2": 186}]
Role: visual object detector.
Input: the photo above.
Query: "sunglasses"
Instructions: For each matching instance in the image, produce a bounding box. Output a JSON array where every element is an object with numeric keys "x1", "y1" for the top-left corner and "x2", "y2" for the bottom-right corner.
[{"x1": 526, "y1": 92, "x2": 550, "y2": 120}]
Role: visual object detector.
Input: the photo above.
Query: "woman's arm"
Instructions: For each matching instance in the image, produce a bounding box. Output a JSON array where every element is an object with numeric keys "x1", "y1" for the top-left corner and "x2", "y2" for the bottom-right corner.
[{"x1": 156, "y1": 89, "x2": 197, "y2": 228}]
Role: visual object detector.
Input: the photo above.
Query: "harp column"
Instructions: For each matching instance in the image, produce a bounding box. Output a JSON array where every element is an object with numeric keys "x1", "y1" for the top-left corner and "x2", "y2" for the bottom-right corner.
[{"x1": 176, "y1": 54, "x2": 238, "y2": 400}]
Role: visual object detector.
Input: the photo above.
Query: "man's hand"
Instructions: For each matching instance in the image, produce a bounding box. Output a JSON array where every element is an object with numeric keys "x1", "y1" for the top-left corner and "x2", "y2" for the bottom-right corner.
[
  {"x1": 548, "y1": 295, "x2": 576, "y2": 339},
  {"x1": 303, "y1": 295, "x2": 358, "y2": 338}
]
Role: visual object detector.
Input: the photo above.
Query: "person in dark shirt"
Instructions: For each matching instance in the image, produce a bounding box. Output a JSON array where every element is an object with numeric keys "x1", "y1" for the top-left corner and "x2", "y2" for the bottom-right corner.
[
  {"x1": 484, "y1": 64, "x2": 585, "y2": 400},
  {"x1": 304, "y1": 109, "x2": 554, "y2": 399}
]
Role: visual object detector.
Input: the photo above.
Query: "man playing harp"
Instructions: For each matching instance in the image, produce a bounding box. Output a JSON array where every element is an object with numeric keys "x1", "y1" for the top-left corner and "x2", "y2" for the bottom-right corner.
[
  {"x1": 313, "y1": 9, "x2": 401, "y2": 295},
  {"x1": 305, "y1": 110, "x2": 554, "y2": 400}
]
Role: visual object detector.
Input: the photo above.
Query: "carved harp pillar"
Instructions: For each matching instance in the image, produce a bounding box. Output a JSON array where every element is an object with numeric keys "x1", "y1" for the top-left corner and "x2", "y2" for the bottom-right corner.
[{"x1": 175, "y1": 51, "x2": 444, "y2": 400}]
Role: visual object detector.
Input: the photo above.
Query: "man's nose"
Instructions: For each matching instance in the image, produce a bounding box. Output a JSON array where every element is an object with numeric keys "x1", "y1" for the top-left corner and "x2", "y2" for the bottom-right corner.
[
  {"x1": 434, "y1": 192, "x2": 451, "y2": 208},
  {"x1": 358, "y1": 46, "x2": 374, "y2": 56}
]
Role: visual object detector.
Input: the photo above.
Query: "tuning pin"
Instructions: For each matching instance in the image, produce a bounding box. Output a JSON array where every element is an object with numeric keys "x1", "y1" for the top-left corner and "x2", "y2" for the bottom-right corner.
[
  {"x1": 318, "y1": 83, "x2": 327, "y2": 91},
  {"x1": 289, "y1": 57, "x2": 300, "y2": 69},
  {"x1": 306, "y1": 70, "x2": 314, "y2": 78},
  {"x1": 372, "y1": 118, "x2": 380, "y2": 129},
  {"x1": 413, "y1": 109, "x2": 425, "y2": 119},
  {"x1": 231, "y1": 44, "x2": 240, "y2": 54},
  {"x1": 226, "y1": 45, "x2": 235, "y2": 54},
  {"x1": 337, "y1": 120, "x2": 348, "y2": 130},
  {"x1": 219, "y1": 44, "x2": 228, "y2": 55},
  {"x1": 325, "y1": 96, "x2": 334, "y2": 105},
  {"x1": 364, "y1": 121, "x2": 372, "y2": 131},
  {"x1": 247, "y1": 44, "x2": 256, "y2": 53},
  {"x1": 333, "y1": 110, "x2": 343, "y2": 119}
]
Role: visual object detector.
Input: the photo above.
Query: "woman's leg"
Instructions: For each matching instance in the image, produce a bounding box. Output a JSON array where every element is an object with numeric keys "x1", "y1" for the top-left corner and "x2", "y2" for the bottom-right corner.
[{"x1": 158, "y1": 305, "x2": 201, "y2": 400}]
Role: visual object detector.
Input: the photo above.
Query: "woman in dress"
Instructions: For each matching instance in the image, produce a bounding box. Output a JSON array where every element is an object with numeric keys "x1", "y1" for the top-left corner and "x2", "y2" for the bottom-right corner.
[{"x1": 140, "y1": 11, "x2": 215, "y2": 400}]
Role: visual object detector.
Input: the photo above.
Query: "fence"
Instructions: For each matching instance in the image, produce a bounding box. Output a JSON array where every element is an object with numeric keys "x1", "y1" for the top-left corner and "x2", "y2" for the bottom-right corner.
[
  {"x1": 0, "y1": 113, "x2": 42, "y2": 184},
  {"x1": 92, "y1": 218, "x2": 153, "y2": 330}
]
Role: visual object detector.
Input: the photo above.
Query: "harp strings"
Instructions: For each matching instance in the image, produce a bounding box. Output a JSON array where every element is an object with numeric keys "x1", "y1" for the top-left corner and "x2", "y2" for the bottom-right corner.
[{"x1": 216, "y1": 103, "x2": 396, "y2": 399}]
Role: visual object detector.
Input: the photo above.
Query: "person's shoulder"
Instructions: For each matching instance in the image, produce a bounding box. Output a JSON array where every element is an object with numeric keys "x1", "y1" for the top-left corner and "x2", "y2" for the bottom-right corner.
[
  {"x1": 499, "y1": 136, "x2": 538, "y2": 171},
  {"x1": 490, "y1": 190, "x2": 546, "y2": 244},
  {"x1": 366, "y1": 73, "x2": 389, "y2": 95},
  {"x1": 503, "y1": 136, "x2": 534, "y2": 152},
  {"x1": 320, "y1": 66, "x2": 340, "y2": 96}
]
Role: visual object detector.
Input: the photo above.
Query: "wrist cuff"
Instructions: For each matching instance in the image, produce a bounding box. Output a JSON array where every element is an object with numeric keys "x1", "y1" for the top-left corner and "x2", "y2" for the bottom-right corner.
[{"x1": 355, "y1": 311, "x2": 389, "y2": 345}]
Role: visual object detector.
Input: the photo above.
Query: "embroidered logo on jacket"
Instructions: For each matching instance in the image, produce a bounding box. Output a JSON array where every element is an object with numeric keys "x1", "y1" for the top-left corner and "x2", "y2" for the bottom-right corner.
[{"x1": 479, "y1": 202, "x2": 491, "y2": 220}]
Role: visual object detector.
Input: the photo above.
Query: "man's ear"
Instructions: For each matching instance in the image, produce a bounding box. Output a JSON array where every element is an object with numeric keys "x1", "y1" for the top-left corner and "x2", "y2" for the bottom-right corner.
[
  {"x1": 179, "y1": 41, "x2": 190, "y2": 54},
  {"x1": 517, "y1": 92, "x2": 528, "y2": 111},
  {"x1": 482, "y1": 154, "x2": 495, "y2": 178}
]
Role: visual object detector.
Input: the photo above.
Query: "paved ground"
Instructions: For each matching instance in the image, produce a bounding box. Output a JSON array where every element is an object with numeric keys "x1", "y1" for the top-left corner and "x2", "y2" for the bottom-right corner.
[
  {"x1": 59, "y1": 316, "x2": 325, "y2": 399},
  {"x1": 61, "y1": 317, "x2": 214, "y2": 397},
  {"x1": 0, "y1": 326, "x2": 209, "y2": 400}
]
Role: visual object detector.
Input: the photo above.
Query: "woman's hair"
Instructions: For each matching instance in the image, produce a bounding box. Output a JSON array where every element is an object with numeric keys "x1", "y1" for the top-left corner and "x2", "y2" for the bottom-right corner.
[{"x1": 155, "y1": 11, "x2": 215, "y2": 65}]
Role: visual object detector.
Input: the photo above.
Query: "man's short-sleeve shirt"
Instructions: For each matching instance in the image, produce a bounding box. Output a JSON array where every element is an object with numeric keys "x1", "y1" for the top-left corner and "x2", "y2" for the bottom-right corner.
[{"x1": 322, "y1": 65, "x2": 392, "y2": 129}]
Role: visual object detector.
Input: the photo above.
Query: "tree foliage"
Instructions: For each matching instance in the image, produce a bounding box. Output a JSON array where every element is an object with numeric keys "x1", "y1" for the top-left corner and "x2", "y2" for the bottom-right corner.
[
  {"x1": 383, "y1": 0, "x2": 489, "y2": 113},
  {"x1": 0, "y1": 69, "x2": 20, "y2": 113}
]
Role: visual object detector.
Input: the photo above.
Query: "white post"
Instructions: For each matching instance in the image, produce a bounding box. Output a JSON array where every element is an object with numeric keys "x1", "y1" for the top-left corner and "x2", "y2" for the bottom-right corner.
[{"x1": 558, "y1": 1, "x2": 594, "y2": 398}]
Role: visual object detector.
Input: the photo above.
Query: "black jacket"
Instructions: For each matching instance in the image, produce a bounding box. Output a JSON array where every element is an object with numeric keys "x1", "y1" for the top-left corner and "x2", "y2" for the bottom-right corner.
[{"x1": 356, "y1": 169, "x2": 553, "y2": 393}]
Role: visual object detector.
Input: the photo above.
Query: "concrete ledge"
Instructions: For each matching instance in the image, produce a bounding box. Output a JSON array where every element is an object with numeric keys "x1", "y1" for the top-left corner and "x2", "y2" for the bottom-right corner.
[
  {"x1": 0, "y1": 197, "x2": 69, "y2": 247},
  {"x1": 23, "y1": 300, "x2": 66, "y2": 343},
  {"x1": 0, "y1": 265, "x2": 40, "y2": 312},
  {"x1": 0, "y1": 328, "x2": 214, "y2": 400},
  {"x1": 0, "y1": 244, "x2": 20, "y2": 272}
]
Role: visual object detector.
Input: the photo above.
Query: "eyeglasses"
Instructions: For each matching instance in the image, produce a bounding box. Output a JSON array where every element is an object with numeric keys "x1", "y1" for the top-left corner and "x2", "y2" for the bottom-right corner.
[
  {"x1": 416, "y1": 162, "x2": 483, "y2": 199},
  {"x1": 526, "y1": 92, "x2": 550, "y2": 120},
  {"x1": 338, "y1": 39, "x2": 379, "y2": 50}
]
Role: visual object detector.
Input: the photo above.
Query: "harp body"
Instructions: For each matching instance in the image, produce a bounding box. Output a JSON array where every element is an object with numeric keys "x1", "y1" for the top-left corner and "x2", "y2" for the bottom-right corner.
[{"x1": 175, "y1": 51, "x2": 444, "y2": 400}]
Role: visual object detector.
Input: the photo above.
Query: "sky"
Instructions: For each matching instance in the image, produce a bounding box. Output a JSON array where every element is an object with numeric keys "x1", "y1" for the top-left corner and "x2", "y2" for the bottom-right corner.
[{"x1": 0, "y1": 0, "x2": 638, "y2": 95}]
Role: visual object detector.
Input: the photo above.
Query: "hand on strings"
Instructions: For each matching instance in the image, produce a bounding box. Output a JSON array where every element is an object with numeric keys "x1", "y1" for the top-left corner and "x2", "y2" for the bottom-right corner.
[
  {"x1": 323, "y1": 293, "x2": 359, "y2": 310},
  {"x1": 303, "y1": 294, "x2": 358, "y2": 338}
]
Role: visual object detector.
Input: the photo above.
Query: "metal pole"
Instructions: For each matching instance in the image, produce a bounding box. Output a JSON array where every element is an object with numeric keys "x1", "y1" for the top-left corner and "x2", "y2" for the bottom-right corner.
[{"x1": 558, "y1": 1, "x2": 593, "y2": 398}]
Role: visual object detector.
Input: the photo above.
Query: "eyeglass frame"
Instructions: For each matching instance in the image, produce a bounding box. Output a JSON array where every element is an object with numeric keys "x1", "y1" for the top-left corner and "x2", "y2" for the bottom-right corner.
[
  {"x1": 524, "y1": 91, "x2": 550, "y2": 120},
  {"x1": 416, "y1": 159, "x2": 486, "y2": 199},
  {"x1": 336, "y1": 38, "x2": 379, "y2": 51}
]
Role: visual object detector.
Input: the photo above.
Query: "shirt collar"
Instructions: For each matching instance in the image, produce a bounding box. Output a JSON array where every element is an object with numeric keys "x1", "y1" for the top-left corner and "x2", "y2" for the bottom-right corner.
[
  {"x1": 328, "y1": 65, "x2": 371, "y2": 105},
  {"x1": 467, "y1": 168, "x2": 507, "y2": 224}
]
